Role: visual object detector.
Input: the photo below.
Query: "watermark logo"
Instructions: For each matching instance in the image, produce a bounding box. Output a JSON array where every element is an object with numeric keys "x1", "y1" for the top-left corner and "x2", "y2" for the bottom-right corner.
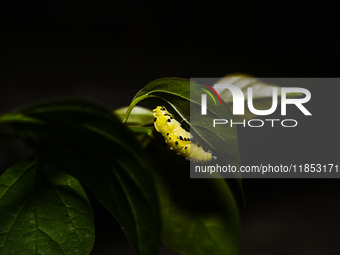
[
  {"x1": 201, "y1": 85, "x2": 311, "y2": 116},
  {"x1": 198, "y1": 84, "x2": 223, "y2": 115},
  {"x1": 199, "y1": 84, "x2": 311, "y2": 128}
]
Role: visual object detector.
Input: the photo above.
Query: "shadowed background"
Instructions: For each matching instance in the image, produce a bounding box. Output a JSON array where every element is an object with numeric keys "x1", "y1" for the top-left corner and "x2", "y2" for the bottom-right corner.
[{"x1": 0, "y1": 1, "x2": 339, "y2": 254}]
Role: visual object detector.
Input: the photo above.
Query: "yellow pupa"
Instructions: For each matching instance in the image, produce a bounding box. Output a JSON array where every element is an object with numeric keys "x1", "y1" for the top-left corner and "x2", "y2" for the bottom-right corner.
[{"x1": 153, "y1": 106, "x2": 216, "y2": 163}]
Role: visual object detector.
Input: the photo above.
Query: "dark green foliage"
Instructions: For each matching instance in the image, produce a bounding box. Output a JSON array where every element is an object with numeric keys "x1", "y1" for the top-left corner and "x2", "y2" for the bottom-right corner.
[{"x1": 0, "y1": 78, "x2": 242, "y2": 255}]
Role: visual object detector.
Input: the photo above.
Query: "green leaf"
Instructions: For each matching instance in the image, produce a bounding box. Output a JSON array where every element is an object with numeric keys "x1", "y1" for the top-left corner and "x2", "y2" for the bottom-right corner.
[
  {"x1": 125, "y1": 77, "x2": 241, "y2": 170},
  {"x1": 124, "y1": 77, "x2": 243, "y2": 191},
  {"x1": 214, "y1": 74, "x2": 305, "y2": 120},
  {"x1": 123, "y1": 77, "x2": 191, "y2": 125},
  {"x1": 0, "y1": 98, "x2": 160, "y2": 255},
  {"x1": 128, "y1": 126, "x2": 155, "y2": 148},
  {"x1": 0, "y1": 154, "x2": 94, "y2": 255},
  {"x1": 124, "y1": 78, "x2": 242, "y2": 253},
  {"x1": 155, "y1": 154, "x2": 239, "y2": 255},
  {"x1": 114, "y1": 106, "x2": 155, "y2": 148},
  {"x1": 114, "y1": 106, "x2": 154, "y2": 126}
]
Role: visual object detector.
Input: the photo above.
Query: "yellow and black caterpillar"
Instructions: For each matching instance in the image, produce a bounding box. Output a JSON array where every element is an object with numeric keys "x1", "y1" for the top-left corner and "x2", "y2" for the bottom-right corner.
[{"x1": 153, "y1": 106, "x2": 216, "y2": 163}]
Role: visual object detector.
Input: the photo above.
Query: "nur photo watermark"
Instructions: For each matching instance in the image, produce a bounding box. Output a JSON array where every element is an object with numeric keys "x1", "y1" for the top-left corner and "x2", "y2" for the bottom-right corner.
[{"x1": 189, "y1": 77, "x2": 338, "y2": 179}]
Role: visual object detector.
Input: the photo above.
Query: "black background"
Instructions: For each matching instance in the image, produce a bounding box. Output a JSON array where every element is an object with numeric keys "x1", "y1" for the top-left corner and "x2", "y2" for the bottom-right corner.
[{"x1": 0, "y1": 1, "x2": 339, "y2": 254}]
